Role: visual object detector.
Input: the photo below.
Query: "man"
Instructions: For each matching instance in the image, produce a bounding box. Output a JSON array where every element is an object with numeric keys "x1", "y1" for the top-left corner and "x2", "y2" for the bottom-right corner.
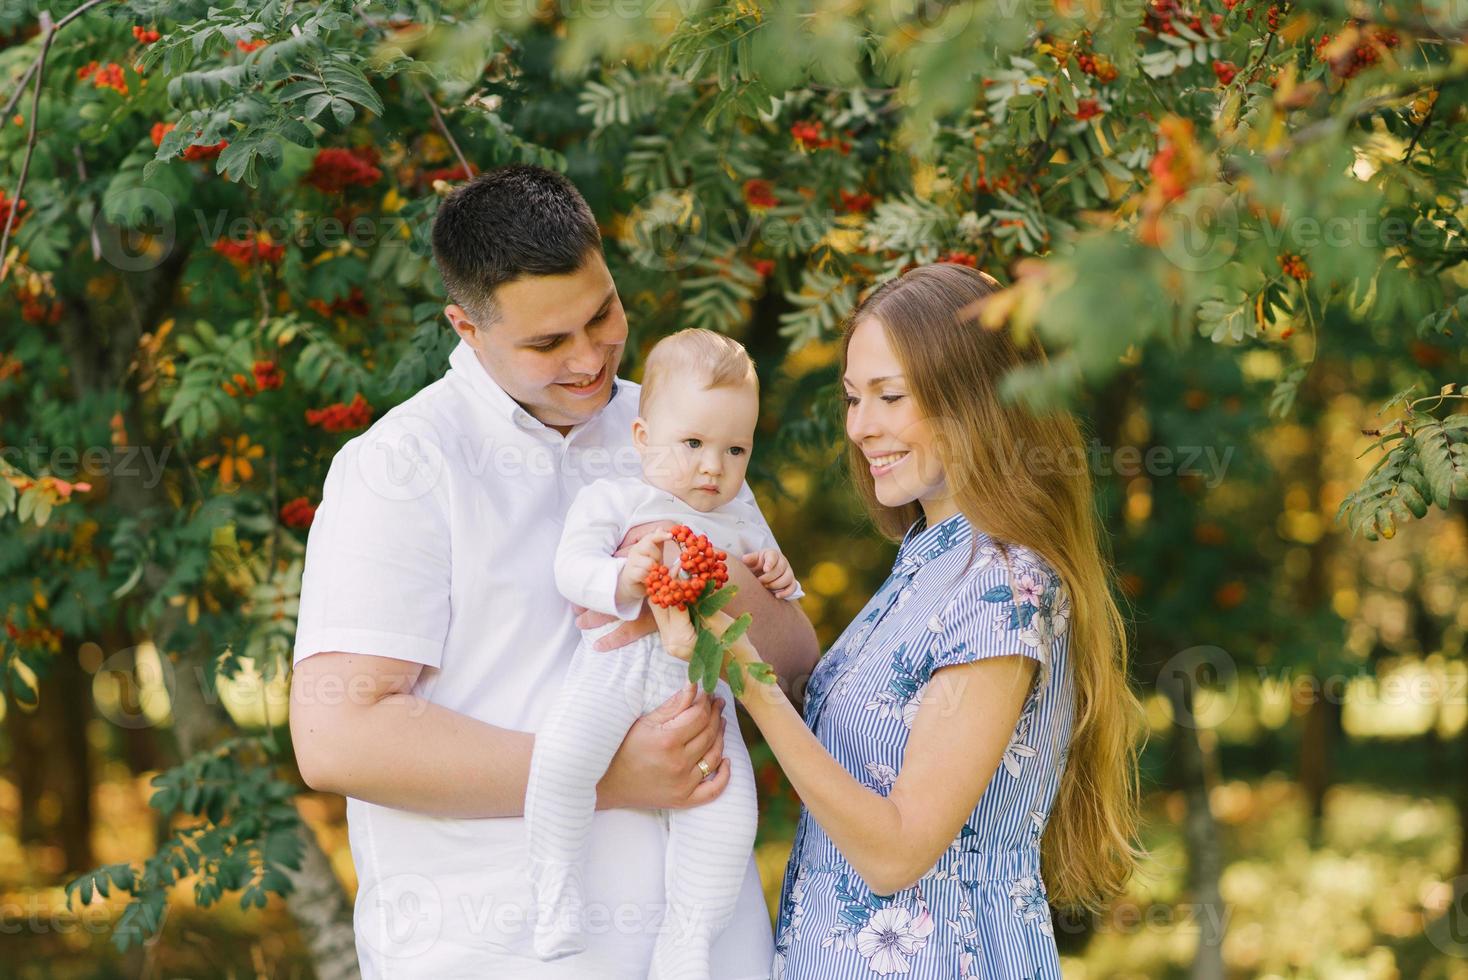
[{"x1": 289, "y1": 165, "x2": 820, "y2": 978}]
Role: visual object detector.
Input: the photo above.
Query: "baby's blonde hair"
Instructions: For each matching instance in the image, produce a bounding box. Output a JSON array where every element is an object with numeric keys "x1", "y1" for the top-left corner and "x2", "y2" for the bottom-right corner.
[{"x1": 639, "y1": 328, "x2": 759, "y2": 417}]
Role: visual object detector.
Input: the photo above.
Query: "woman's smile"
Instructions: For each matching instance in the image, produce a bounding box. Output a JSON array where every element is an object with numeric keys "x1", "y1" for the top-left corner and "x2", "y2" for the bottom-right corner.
[{"x1": 867, "y1": 450, "x2": 910, "y2": 477}]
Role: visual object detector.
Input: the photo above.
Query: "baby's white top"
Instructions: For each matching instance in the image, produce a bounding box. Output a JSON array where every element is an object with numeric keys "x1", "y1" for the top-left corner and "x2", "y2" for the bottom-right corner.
[{"x1": 554, "y1": 475, "x2": 805, "y2": 621}]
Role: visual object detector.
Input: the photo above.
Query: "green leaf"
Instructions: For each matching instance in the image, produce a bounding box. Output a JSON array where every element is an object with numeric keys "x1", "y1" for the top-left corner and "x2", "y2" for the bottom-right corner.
[
  {"x1": 695, "y1": 583, "x2": 737, "y2": 618},
  {"x1": 719, "y1": 612, "x2": 752, "y2": 649}
]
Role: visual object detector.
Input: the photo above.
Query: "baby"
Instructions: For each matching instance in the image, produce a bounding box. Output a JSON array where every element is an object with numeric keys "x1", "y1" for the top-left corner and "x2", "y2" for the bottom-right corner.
[{"x1": 526, "y1": 328, "x2": 802, "y2": 978}]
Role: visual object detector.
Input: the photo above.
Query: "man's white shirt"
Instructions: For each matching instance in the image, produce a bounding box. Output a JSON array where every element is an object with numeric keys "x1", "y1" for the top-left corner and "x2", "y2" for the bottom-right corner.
[{"x1": 294, "y1": 340, "x2": 775, "y2": 978}]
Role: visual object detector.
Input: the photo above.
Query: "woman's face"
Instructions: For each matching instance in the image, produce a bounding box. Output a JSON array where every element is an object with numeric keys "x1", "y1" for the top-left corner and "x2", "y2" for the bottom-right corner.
[{"x1": 842, "y1": 316, "x2": 953, "y2": 521}]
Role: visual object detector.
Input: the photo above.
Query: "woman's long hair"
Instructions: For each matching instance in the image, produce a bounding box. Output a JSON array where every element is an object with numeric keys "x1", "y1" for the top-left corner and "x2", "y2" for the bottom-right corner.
[{"x1": 840, "y1": 262, "x2": 1143, "y2": 911}]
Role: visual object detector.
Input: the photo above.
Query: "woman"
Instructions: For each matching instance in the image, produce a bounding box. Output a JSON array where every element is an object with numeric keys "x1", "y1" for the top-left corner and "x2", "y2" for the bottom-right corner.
[{"x1": 651, "y1": 263, "x2": 1143, "y2": 978}]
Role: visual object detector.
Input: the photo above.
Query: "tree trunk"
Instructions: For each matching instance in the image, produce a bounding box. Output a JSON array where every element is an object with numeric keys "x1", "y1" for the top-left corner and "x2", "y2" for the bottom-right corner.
[
  {"x1": 1160, "y1": 665, "x2": 1227, "y2": 980},
  {"x1": 1297, "y1": 690, "x2": 1337, "y2": 847},
  {"x1": 4, "y1": 697, "x2": 47, "y2": 845},
  {"x1": 51, "y1": 646, "x2": 95, "y2": 873}
]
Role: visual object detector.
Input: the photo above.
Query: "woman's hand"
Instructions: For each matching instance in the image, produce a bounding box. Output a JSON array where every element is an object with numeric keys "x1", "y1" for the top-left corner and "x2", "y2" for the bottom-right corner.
[{"x1": 648, "y1": 598, "x2": 699, "y2": 662}]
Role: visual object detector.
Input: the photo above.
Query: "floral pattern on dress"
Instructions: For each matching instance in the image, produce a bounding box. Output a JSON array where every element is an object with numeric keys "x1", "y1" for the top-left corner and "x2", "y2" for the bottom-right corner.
[{"x1": 774, "y1": 512, "x2": 1075, "y2": 979}]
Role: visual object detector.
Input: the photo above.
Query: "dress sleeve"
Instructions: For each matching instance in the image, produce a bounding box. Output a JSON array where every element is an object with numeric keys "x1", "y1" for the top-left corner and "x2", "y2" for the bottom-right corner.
[
  {"x1": 293, "y1": 419, "x2": 452, "y2": 668},
  {"x1": 554, "y1": 480, "x2": 643, "y2": 621},
  {"x1": 928, "y1": 549, "x2": 1068, "y2": 676}
]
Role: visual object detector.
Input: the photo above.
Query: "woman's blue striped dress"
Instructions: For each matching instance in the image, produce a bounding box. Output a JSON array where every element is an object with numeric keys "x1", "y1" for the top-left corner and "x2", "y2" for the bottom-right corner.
[{"x1": 773, "y1": 512, "x2": 1074, "y2": 979}]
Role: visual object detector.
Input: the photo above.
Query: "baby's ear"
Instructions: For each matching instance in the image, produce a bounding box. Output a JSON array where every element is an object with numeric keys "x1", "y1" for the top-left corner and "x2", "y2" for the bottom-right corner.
[{"x1": 631, "y1": 416, "x2": 648, "y2": 450}]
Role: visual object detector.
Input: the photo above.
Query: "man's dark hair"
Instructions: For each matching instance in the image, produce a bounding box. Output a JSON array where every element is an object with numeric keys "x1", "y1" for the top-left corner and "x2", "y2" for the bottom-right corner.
[{"x1": 431, "y1": 164, "x2": 602, "y2": 324}]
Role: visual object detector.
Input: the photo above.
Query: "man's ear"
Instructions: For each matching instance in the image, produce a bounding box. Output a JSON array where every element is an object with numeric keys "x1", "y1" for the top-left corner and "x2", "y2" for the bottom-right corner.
[{"x1": 444, "y1": 304, "x2": 480, "y2": 349}]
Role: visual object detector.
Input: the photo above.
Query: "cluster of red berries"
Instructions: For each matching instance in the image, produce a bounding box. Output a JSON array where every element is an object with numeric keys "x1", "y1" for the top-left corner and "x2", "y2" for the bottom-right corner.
[
  {"x1": 132, "y1": 26, "x2": 161, "y2": 44},
  {"x1": 937, "y1": 251, "x2": 978, "y2": 267},
  {"x1": 743, "y1": 179, "x2": 778, "y2": 210},
  {"x1": 1074, "y1": 98, "x2": 1103, "y2": 120},
  {"x1": 1145, "y1": 0, "x2": 1224, "y2": 36},
  {"x1": 212, "y1": 236, "x2": 285, "y2": 266},
  {"x1": 1212, "y1": 60, "x2": 1239, "y2": 85},
  {"x1": 1315, "y1": 25, "x2": 1400, "y2": 79},
  {"x1": 790, "y1": 120, "x2": 852, "y2": 154},
  {"x1": 1, "y1": 188, "x2": 27, "y2": 226},
  {"x1": 838, "y1": 190, "x2": 875, "y2": 214},
  {"x1": 253, "y1": 359, "x2": 283, "y2": 390},
  {"x1": 78, "y1": 61, "x2": 127, "y2": 95},
  {"x1": 1074, "y1": 49, "x2": 1118, "y2": 84},
  {"x1": 305, "y1": 393, "x2": 372, "y2": 433},
  {"x1": 280, "y1": 496, "x2": 317, "y2": 529},
  {"x1": 237, "y1": 39, "x2": 267, "y2": 53},
  {"x1": 19, "y1": 297, "x2": 62, "y2": 324},
  {"x1": 308, "y1": 287, "x2": 370, "y2": 319},
  {"x1": 1278, "y1": 252, "x2": 1311, "y2": 281},
  {"x1": 4, "y1": 619, "x2": 63, "y2": 653},
  {"x1": 1149, "y1": 117, "x2": 1196, "y2": 204},
  {"x1": 152, "y1": 122, "x2": 229, "y2": 160},
  {"x1": 645, "y1": 526, "x2": 729, "y2": 610},
  {"x1": 751, "y1": 258, "x2": 776, "y2": 278},
  {"x1": 220, "y1": 361, "x2": 282, "y2": 398},
  {"x1": 305, "y1": 147, "x2": 383, "y2": 193}
]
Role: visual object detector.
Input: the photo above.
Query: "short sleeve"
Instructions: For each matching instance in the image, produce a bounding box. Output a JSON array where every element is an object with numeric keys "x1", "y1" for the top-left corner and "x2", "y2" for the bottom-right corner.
[
  {"x1": 928, "y1": 551, "x2": 1067, "y2": 676},
  {"x1": 293, "y1": 418, "x2": 452, "y2": 668},
  {"x1": 554, "y1": 480, "x2": 642, "y2": 620},
  {"x1": 732, "y1": 483, "x2": 805, "y2": 602}
]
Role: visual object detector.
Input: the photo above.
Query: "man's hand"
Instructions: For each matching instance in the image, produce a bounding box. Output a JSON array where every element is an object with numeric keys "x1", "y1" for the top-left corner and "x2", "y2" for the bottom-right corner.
[
  {"x1": 742, "y1": 547, "x2": 797, "y2": 599},
  {"x1": 597, "y1": 682, "x2": 730, "y2": 809}
]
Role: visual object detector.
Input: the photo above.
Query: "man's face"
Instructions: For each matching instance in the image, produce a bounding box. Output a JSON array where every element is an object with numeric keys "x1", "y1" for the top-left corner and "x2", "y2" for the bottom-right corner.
[
  {"x1": 444, "y1": 251, "x2": 628, "y2": 434},
  {"x1": 633, "y1": 376, "x2": 758, "y2": 514}
]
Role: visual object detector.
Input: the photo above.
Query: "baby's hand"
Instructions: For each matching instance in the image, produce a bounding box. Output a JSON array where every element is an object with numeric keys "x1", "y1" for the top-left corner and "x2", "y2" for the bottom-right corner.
[
  {"x1": 742, "y1": 548, "x2": 797, "y2": 599},
  {"x1": 616, "y1": 531, "x2": 673, "y2": 609}
]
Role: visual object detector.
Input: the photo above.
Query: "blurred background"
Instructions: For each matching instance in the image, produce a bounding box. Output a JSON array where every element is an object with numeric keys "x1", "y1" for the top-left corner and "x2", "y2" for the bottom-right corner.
[{"x1": 1, "y1": 0, "x2": 1466, "y2": 977}]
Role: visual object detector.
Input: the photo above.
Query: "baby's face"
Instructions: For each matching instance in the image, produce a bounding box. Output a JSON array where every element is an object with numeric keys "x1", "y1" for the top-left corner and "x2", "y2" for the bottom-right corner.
[{"x1": 634, "y1": 375, "x2": 758, "y2": 513}]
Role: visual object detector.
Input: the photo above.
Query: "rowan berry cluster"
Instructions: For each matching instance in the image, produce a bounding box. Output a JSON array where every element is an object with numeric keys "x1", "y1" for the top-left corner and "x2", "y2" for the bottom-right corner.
[
  {"x1": 152, "y1": 122, "x2": 229, "y2": 160},
  {"x1": 1212, "y1": 60, "x2": 1238, "y2": 85},
  {"x1": 2, "y1": 190, "x2": 28, "y2": 235},
  {"x1": 212, "y1": 236, "x2": 285, "y2": 266},
  {"x1": 1278, "y1": 252, "x2": 1311, "y2": 280},
  {"x1": 645, "y1": 526, "x2": 729, "y2": 610},
  {"x1": 743, "y1": 179, "x2": 777, "y2": 209},
  {"x1": 78, "y1": 61, "x2": 127, "y2": 95},
  {"x1": 132, "y1": 26, "x2": 161, "y2": 44},
  {"x1": 1075, "y1": 49, "x2": 1118, "y2": 84},
  {"x1": 1314, "y1": 25, "x2": 1400, "y2": 79},
  {"x1": 1074, "y1": 98, "x2": 1103, "y2": 120},
  {"x1": 305, "y1": 393, "x2": 372, "y2": 433},
  {"x1": 305, "y1": 147, "x2": 383, "y2": 193},
  {"x1": 280, "y1": 497, "x2": 317, "y2": 529},
  {"x1": 790, "y1": 120, "x2": 852, "y2": 154},
  {"x1": 253, "y1": 360, "x2": 283, "y2": 391}
]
